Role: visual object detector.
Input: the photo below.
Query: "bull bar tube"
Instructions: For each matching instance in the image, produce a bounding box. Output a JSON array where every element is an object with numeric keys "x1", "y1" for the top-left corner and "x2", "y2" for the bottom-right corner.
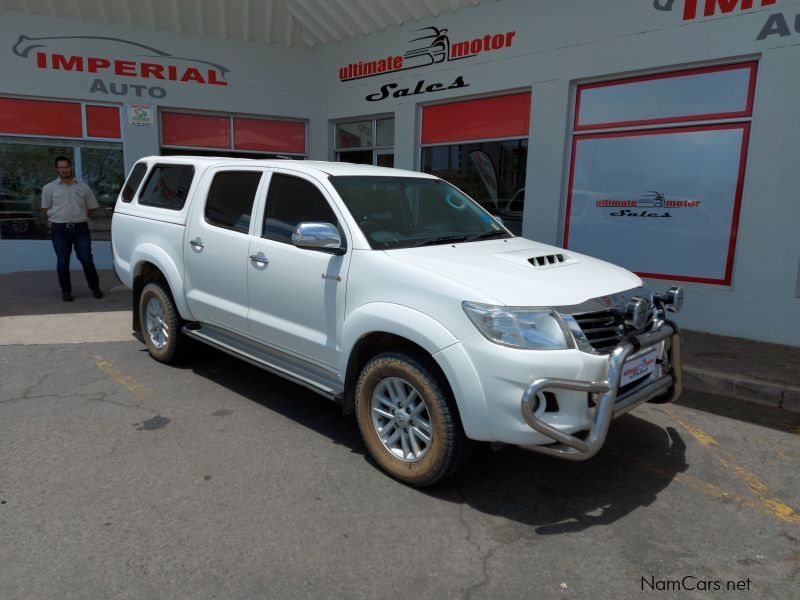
[{"x1": 520, "y1": 321, "x2": 682, "y2": 460}]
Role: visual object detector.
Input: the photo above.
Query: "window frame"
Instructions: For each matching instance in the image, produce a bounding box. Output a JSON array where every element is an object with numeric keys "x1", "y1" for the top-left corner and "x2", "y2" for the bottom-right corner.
[
  {"x1": 260, "y1": 171, "x2": 345, "y2": 250},
  {"x1": 160, "y1": 109, "x2": 307, "y2": 157},
  {"x1": 573, "y1": 61, "x2": 758, "y2": 132},
  {"x1": 565, "y1": 61, "x2": 758, "y2": 286},
  {"x1": 202, "y1": 169, "x2": 264, "y2": 234}
]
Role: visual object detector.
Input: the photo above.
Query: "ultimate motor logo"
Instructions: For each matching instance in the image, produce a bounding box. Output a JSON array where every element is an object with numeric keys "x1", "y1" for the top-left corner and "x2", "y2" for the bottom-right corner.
[
  {"x1": 596, "y1": 191, "x2": 701, "y2": 218},
  {"x1": 338, "y1": 26, "x2": 516, "y2": 82}
]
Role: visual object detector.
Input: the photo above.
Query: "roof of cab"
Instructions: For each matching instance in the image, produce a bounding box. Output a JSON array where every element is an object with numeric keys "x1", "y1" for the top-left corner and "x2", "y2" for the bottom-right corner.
[{"x1": 137, "y1": 156, "x2": 437, "y2": 180}]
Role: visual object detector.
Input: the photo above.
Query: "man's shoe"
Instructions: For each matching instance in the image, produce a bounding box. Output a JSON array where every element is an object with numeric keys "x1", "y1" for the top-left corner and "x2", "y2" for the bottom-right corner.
[
  {"x1": 92, "y1": 288, "x2": 104, "y2": 299},
  {"x1": 62, "y1": 292, "x2": 74, "y2": 302}
]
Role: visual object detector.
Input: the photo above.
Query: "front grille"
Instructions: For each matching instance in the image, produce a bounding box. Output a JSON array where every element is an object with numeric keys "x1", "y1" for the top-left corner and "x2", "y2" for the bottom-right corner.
[{"x1": 571, "y1": 306, "x2": 655, "y2": 353}]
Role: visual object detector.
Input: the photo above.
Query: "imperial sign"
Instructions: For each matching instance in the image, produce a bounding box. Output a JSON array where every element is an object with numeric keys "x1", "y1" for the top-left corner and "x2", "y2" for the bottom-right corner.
[{"x1": 12, "y1": 34, "x2": 231, "y2": 99}]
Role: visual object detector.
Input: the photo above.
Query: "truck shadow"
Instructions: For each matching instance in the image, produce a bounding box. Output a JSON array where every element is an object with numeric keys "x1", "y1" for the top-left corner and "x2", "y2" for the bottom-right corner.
[
  {"x1": 185, "y1": 345, "x2": 688, "y2": 532},
  {"x1": 440, "y1": 421, "x2": 688, "y2": 534}
]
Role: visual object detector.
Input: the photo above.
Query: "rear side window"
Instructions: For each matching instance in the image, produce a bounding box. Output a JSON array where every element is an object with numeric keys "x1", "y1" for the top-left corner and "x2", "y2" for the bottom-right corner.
[
  {"x1": 139, "y1": 164, "x2": 194, "y2": 210},
  {"x1": 204, "y1": 171, "x2": 262, "y2": 234},
  {"x1": 120, "y1": 163, "x2": 148, "y2": 203},
  {"x1": 263, "y1": 174, "x2": 338, "y2": 243}
]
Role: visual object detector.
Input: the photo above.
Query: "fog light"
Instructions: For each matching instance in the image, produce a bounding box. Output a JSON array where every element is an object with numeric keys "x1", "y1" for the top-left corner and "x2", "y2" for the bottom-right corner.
[
  {"x1": 658, "y1": 286, "x2": 684, "y2": 313},
  {"x1": 624, "y1": 297, "x2": 649, "y2": 329}
]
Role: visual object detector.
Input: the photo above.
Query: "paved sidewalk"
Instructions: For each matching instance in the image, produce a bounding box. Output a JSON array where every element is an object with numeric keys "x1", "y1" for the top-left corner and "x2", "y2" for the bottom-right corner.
[
  {"x1": 681, "y1": 330, "x2": 800, "y2": 413},
  {"x1": 1, "y1": 270, "x2": 798, "y2": 412}
]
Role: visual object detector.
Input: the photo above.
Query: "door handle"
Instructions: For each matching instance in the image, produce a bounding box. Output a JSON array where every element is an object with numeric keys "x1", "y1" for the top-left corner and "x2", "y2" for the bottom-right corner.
[
  {"x1": 250, "y1": 254, "x2": 269, "y2": 265},
  {"x1": 189, "y1": 238, "x2": 205, "y2": 249}
]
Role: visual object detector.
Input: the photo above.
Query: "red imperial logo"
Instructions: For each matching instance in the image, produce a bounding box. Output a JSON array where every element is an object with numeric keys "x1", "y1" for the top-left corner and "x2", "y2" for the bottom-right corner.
[
  {"x1": 13, "y1": 35, "x2": 229, "y2": 86},
  {"x1": 33, "y1": 53, "x2": 227, "y2": 85},
  {"x1": 339, "y1": 26, "x2": 516, "y2": 82}
]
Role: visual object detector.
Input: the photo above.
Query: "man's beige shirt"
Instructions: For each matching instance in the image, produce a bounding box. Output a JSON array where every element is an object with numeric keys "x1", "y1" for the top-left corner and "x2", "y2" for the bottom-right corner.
[{"x1": 41, "y1": 178, "x2": 99, "y2": 223}]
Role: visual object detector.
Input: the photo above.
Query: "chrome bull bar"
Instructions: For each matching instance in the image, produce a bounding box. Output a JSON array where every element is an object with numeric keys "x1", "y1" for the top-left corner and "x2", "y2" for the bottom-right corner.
[{"x1": 520, "y1": 322, "x2": 682, "y2": 460}]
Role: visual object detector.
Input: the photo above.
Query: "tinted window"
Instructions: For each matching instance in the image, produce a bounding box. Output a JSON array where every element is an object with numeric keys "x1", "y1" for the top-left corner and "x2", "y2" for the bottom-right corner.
[
  {"x1": 204, "y1": 171, "x2": 261, "y2": 233},
  {"x1": 139, "y1": 164, "x2": 194, "y2": 210},
  {"x1": 263, "y1": 174, "x2": 337, "y2": 243},
  {"x1": 121, "y1": 163, "x2": 147, "y2": 203}
]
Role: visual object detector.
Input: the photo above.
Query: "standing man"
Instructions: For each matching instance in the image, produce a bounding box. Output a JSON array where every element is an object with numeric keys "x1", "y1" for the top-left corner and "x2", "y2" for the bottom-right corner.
[{"x1": 41, "y1": 156, "x2": 103, "y2": 302}]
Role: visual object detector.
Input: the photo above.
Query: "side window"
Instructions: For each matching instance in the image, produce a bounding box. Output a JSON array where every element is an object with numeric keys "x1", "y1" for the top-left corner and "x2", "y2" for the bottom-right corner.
[
  {"x1": 139, "y1": 164, "x2": 194, "y2": 210},
  {"x1": 120, "y1": 163, "x2": 148, "y2": 203},
  {"x1": 263, "y1": 174, "x2": 338, "y2": 243},
  {"x1": 204, "y1": 171, "x2": 262, "y2": 234}
]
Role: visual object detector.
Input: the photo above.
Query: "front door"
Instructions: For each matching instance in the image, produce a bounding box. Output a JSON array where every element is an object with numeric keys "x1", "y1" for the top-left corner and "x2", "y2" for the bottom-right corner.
[
  {"x1": 184, "y1": 168, "x2": 264, "y2": 333},
  {"x1": 247, "y1": 171, "x2": 350, "y2": 369}
]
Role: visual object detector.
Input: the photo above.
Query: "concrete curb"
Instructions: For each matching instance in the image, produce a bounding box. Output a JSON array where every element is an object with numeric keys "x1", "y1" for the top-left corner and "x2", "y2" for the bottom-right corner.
[{"x1": 683, "y1": 366, "x2": 800, "y2": 413}]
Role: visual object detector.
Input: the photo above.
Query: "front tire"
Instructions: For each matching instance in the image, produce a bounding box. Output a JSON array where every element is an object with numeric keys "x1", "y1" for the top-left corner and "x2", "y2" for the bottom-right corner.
[
  {"x1": 139, "y1": 282, "x2": 183, "y2": 363},
  {"x1": 355, "y1": 351, "x2": 469, "y2": 487}
]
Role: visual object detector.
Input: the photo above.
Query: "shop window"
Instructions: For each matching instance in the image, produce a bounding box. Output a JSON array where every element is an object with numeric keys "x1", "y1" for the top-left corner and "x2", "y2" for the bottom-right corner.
[
  {"x1": 421, "y1": 92, "x2": 531, "y2": 144},
  {"x1": 162, "y1": 112, "x2": 231, "y2": 149},
  {"x1": 565, "y1": 62, "x2": 756, "y2": 285},
  {"x1": 205, "y1": 171, "x2": 262, "y2": 233},
  {"x1": 421, "y1": 141, "x2": 527, "y2": 235},
  {"x1": 85, "y1": 105, "x2": 121, "y2": 138},
  {"x1": 139, "y1": 165, "x2": 195, "y2": 211},
  {"x1": 161, "y1": 111, "x2": 306, "y2": 156},
  {"x1": 234, "y1": 118, "x2": 305, "y2": 154},
  {"x1": 263, "y1": 174, "x2": 337, "y2": 243},
  {"x1": 420, "y1": 93, "x2": 530, "y2": 235},
  {"x1": 0, "y1": 98, "x2": 82, "y2": 138},
  {"x1": 575, "y1": 62, "x2": 756, "y2": 131},
  {"x1": 0, "y1": 96, "x2": 123, "y2": 241},
  {"x1": 0, "y1": 139, "x2": 122, "y2": 241},
  {"x1": 334, "y1": 117, "x2": 394, "y2": 166}
]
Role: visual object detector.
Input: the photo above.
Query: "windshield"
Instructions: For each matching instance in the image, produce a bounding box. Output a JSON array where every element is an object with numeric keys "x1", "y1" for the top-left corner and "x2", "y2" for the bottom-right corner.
[{"x1": 329, "y1": 176, "x2": 511, "y2": 250}]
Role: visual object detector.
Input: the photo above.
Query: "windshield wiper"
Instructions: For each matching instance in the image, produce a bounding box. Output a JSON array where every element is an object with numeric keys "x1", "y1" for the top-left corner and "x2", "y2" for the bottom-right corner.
[
  {"x1": 414, "y1": 235, "x2": 470, "y2": 247},
  {"x1": 465, "y1": 230, "x2": 510, "y2": 243}
]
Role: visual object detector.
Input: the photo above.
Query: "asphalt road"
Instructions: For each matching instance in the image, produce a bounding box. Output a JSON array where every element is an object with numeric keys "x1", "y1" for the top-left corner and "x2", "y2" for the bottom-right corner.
[{"x1": 1, "y1": 338, "x2": 799, "y2": 599}]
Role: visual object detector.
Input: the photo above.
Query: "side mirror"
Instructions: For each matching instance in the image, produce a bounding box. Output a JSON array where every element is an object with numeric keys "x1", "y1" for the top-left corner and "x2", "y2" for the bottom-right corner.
[{"x1": 292, "y1": 222, "x2": 345, "y2": 254}]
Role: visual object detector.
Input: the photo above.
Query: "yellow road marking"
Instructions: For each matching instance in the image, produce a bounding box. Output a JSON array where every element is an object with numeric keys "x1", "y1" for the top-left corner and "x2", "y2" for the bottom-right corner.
[
  {"x1": 608, "y1": 450, "x2": 764, "y2": 513},
  {"x1": 661, "y1": 406, "x2": 800, "y2": 526},
  {"x1": 88, "y1": 354, "x2": 153, "y2": 399},
  {"x1": 771, "y1": 447, "x2": 794, "y2": 463}
]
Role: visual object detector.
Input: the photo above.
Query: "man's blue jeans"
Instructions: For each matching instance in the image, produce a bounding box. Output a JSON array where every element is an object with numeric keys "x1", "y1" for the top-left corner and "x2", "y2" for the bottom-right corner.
[{"x1": 51, "y1": 222, "x2": 100, "y2": 294}]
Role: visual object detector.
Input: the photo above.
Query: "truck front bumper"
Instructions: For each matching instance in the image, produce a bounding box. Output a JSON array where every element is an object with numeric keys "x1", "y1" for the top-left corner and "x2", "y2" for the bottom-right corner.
[{"x1": 519, "y1": 321, "x2": 681, "y2": 460}]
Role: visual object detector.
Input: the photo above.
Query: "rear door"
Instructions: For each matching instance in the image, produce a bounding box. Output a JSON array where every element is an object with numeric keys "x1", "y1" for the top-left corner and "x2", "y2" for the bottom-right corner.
[
  {"x1": 247, "y1": 170, "x2": 351, "y2": 368},
  {"x1": 185, "y1": 167, "x2": 265, "y2": 333}
]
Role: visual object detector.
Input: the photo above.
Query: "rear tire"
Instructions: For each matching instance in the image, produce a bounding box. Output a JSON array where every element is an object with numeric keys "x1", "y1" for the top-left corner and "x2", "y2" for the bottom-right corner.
[
  {"x1": 139, "y1": 282, "x2": 183, "y2": 363},
  {"x1": 355, "y1": 351, "x2": 470, "y2": 487}
]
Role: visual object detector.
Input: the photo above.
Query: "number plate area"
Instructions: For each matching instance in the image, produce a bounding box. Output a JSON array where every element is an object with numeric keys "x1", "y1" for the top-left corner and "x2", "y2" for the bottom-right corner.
[{"x1": 620, "y1": 347, "x2": 659, "y2": 387}]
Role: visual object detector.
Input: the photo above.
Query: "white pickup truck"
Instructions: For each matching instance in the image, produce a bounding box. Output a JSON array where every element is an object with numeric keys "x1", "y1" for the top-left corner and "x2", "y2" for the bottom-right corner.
[{"x1": 112, "y1": 156, "x2": 684, "y2": 486}]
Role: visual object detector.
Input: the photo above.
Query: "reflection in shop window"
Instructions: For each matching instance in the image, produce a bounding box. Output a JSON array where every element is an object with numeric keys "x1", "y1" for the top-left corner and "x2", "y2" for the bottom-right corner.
[
  {"x1": 0, "y1": 140, "x2": 73, "y2": 240},
  {"x1": 81, "y1": 146, "x2": 124, "y2": 240},
  {"x1": 0, "y1": 139, "x2": 123, "y2": 241},
  {"x1": 421, "y1": 139, "x2": 527, "y2": 235},
  {"x1": 334, "y1": 117, "x2": 394, "y2": 166}
]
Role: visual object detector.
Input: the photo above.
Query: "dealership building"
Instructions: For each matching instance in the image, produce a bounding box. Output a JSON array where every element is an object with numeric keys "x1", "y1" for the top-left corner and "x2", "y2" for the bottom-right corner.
[{"x1": 0, "y1": 0, "x2": 798, "y2": 346}]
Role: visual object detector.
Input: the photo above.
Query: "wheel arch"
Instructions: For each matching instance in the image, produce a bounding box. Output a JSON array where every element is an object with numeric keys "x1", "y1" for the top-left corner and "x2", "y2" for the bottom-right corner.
[
  {"x1": 340, "y1": 303, "x2": 459, "y2": 415},
  {"x1": 130, "y1": 245, "x2": 191, "y2": 330}
]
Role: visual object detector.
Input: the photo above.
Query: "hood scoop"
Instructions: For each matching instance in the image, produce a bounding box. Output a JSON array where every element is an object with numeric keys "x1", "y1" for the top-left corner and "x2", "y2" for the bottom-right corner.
[{"x1": 528, "y1": 252, "x2": 575, "y2": 269}]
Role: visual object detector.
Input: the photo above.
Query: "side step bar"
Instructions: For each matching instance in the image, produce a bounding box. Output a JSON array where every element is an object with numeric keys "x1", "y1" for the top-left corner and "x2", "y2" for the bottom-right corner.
[{"x1": 182, "y1": 324, "x2": 344, "y2": 402}]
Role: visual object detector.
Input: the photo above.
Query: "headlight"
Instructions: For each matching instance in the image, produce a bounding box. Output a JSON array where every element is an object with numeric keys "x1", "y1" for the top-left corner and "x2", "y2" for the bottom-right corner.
[{"x1": 462, "y1": 302, "x2": 574, "y2": 350}]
